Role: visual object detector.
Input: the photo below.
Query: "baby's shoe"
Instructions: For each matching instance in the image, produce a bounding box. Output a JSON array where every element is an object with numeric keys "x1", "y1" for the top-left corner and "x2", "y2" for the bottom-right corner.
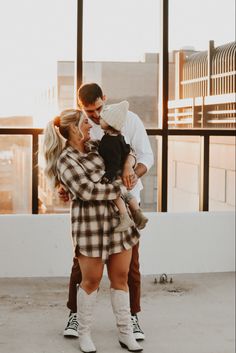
[{"x1": 115, "y1": 212, "x2": 135, "y2": 232}]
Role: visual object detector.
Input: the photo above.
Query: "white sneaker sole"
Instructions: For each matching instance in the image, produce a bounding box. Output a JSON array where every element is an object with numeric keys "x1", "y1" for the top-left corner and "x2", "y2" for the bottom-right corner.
[{"x1": 63, "y1": 328, "x2": 79, "y2": 337}]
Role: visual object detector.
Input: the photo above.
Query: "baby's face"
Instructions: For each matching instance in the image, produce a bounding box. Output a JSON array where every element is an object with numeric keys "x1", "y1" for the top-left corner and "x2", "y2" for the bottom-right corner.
[{"x1": 99, "y1": 118, "x2": 109, "y2": 131}]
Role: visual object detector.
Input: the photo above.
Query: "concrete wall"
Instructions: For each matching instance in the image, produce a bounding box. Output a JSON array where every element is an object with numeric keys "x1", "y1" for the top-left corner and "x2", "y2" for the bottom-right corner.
[{"x1": 0, "y1": 212, "x2": 234, "y2": 278}]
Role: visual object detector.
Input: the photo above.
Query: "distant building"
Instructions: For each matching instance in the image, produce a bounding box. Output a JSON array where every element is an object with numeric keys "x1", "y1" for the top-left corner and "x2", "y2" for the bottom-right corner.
[
  {"x1": 1, "y1": 42, "x2": 235, "y2": 214},
  {"x1": 168, "y1": 41, "x2": 236, "y2": 211},
  {"x1": 170, "y1": 41, "x2": 236, "y2": 128}
]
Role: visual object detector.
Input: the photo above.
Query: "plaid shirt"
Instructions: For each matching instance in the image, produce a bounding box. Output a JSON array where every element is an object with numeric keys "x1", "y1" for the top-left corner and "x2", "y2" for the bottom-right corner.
[{"x1": 57, "y1": 140, "x2": 140, "y2": 261}]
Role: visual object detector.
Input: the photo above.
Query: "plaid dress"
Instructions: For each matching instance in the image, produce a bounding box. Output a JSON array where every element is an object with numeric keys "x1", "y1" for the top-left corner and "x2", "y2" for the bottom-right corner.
[{"x1": 57, "y1": 140, "x2": 140, "y2": 262}]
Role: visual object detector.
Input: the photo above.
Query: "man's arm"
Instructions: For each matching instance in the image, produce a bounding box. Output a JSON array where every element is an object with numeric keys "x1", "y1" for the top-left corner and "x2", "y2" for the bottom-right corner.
[
  {"x1": 134, "y1": 162, "x2": 147, "y2": 178},
  {"x1": 123, "y1": 162, "x2": 147, "y2": 190},
  {"x1": 129, "y1": 116, "x2": 154, "y2": 172},
  {"x1": 122, "y1": 113, "x2": 154, "y2": 189}
]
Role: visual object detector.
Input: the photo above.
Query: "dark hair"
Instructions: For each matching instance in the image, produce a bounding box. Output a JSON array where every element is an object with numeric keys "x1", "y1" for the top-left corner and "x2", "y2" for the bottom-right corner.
[{"x1": 78, "y1": 83, "x2": 103, "y2": 106}]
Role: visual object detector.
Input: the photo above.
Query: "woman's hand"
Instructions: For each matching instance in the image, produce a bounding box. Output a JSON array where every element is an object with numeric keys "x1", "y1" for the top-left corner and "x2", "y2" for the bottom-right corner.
[{"x1": 57, "y1": 184, "x2": 70, "y2": 202}]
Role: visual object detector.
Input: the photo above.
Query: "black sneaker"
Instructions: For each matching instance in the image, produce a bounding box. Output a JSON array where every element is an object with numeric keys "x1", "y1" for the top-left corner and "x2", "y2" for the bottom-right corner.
[
  {"x1": 131, "y1": 314, "x2": 145, "y2": 341},
  {"x1": 63, "y1": 312, "x2": 79, "y2": 338}
]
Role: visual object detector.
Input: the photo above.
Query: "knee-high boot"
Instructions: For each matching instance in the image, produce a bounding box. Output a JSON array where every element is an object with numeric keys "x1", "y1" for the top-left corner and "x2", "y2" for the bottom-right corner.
[
  {"x1": 77, "y1": 287, "x2": 97, "y2": 353},
  {"x1": 110, "y1": 289, "x2": 143, "y2": 352}
]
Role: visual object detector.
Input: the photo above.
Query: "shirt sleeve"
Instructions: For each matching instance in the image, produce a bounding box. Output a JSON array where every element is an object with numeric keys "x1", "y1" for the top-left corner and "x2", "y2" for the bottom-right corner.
[
  {"x1": 59, "y1": 161, "x2": 121, "y2": 201},
  {"x1": 128, "y1": 114, "x2": 154, "y2": 171}
]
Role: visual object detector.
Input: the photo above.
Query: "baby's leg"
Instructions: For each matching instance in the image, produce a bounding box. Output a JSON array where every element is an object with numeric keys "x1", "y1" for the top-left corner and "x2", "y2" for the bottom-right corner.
[
  {"x1": 125, "y1": 194, "x2": 139, "y2": 212},
  {"x1": 124, "y1": 193, "x2": 148, "y2": 230},
  {"x1": 114, "y1": 197, "x2": 127, "y2": 214}
]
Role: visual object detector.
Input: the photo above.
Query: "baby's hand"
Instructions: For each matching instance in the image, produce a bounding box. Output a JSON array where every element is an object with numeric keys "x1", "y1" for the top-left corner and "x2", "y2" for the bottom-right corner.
[{"x1": 122, "y1": 165, "x2": 136, "y2": 189}]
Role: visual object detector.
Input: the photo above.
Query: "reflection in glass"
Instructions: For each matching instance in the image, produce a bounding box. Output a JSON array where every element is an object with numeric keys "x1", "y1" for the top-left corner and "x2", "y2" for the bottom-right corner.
[
  {"x1": 168, "y1": 136, "x2": 201, "y2": 212},
  {"x1": 209, "y1": 136, "x2": 235, "y2": 211},
  {"x1": 0, "y1": 136, "x2": 32, "y2": 214}
]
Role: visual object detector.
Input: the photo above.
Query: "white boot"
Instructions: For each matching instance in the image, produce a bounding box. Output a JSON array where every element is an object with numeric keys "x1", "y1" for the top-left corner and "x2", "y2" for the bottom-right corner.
[
  {"x1": 77, "y1": 288, "x2": 97, "y2": 353},
  {"x1": 110, "y1": 289, "x2": 143, "y2": 352}
]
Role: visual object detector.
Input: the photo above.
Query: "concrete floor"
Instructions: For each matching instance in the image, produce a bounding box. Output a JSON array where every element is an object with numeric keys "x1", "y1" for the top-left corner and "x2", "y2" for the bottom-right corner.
[{"x1": 0, "y1": 273, "x2": 235, "y2": 353}]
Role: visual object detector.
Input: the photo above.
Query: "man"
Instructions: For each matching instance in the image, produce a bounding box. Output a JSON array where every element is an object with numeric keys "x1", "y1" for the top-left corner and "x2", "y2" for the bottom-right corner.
[{"x1": 62, "y1": 83, "x2": 154, "y2": 341}]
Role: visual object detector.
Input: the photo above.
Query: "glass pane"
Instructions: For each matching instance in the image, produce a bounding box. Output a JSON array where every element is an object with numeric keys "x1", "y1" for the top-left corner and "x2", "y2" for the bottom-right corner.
[
  {"x1": 0, "y1": 136, "x2": 32, "y2": 214},
  {"x1": 168, "y1": 0, "x2": 236, "y2": 129},
  {"x1": 168, "y1": 136, "x2": 201, "y2": 212},
  {"x1": 0, "y1": 0, "x2": 76, "y2": 128},
  {"x1": 209, "y1": 136, "x2": 235, "y2": 211},
  {"x1": 140, "y1": 136, "x2": 158, "y2": 211},
  {"x1": 83, "y1": 0, "x2": 160, "y2": 128}
]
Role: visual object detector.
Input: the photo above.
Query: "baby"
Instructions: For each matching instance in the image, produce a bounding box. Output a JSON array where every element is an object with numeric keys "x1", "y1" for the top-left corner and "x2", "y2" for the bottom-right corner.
[{"x1": 98, "y1": 100, "x2": 148, "y2": 231}]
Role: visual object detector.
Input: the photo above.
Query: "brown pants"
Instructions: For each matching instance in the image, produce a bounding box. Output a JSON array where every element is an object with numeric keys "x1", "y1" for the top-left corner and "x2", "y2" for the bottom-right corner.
[{"x1": 66, "y1": 242, "x2": 141, "y2": 315}]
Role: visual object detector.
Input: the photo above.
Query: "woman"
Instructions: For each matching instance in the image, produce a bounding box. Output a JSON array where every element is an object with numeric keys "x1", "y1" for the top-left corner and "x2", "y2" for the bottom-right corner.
[{"x1": 43, "y1": 109, "x2": 142, "y2": 353}]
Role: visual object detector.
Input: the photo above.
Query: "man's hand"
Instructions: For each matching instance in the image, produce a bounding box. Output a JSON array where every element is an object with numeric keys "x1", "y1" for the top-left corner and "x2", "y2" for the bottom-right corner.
[
  {"x1": 57, "y1": 184, "x2": 70, "y2": 202},
  {"x1": 122, "y1": 165, "x2": 138, "y2": 190}
]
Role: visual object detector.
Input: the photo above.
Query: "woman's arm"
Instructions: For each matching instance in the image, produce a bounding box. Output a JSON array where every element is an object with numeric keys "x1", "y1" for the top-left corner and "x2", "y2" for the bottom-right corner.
[
  {"x1": 57, "y1": 183, "x2": 70, "y2": 202},
  {"x1": 59, "y1": 163, "x2": 121, "y2": 201}
]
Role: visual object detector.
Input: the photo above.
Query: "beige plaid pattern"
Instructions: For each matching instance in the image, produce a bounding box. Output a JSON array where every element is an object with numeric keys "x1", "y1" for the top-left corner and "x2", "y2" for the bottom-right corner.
[{"x1": 57, "y1": 140, "x2": 140, "y2": 261}]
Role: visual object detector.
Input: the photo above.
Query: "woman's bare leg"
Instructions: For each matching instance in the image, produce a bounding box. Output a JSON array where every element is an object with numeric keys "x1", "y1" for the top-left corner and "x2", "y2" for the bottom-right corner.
[
  {"x1": 107, "y1": 249, "x2": 132, "y2": 291},
  {"x1": 78, "y1": 254, "x2": 104, "y2": 293}
]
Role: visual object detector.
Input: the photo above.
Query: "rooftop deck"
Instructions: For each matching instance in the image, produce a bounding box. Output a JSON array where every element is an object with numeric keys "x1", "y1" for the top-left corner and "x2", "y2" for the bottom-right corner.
[{"x1": 0, "y1": 272, "x2": 234, "y2": 353}]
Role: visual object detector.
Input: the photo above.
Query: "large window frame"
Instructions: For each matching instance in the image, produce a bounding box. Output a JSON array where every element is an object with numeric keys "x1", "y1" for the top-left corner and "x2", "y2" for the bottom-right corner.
[{"x1": 0, "y1": 0, "x2": 235, "y2": 214}]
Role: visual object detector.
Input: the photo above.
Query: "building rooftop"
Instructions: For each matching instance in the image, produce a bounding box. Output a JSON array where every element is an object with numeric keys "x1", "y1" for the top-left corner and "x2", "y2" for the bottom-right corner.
[{"x1": 0, "y1": 272, "x2": 234, "y2": 353}]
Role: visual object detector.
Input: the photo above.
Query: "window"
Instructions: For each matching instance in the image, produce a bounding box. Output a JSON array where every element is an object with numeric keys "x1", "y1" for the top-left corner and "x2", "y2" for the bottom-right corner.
[
  {"x1": 0, "y1": 0, "x2": 76, "y2": 214},
  {"x1": 83, "y1": 0, "x2": 160, "y2": 129}
]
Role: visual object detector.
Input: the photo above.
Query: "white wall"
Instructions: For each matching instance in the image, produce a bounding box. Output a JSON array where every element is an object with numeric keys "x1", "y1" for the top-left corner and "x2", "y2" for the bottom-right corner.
[
  {"x1": 139, "y1": 212, "x2": 235, "y2": 274},
  {"x1": 0, "y1": 212, "x2": 235, "y2": 278}
]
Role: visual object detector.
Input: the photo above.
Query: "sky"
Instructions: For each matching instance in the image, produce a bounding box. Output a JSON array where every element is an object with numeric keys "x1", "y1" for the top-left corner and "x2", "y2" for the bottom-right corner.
[
  {"x1": 0, "y1": 0, "x2": 235, "y2": 124},
  {"x1": 85, "y1": 0, "x2": 235, "y2": 59}
]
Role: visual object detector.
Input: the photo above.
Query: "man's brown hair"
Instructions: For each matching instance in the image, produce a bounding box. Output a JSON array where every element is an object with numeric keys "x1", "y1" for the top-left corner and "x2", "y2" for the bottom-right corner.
[{"x1": 78, "y1": 83, "x2": 103, "y2": 106}]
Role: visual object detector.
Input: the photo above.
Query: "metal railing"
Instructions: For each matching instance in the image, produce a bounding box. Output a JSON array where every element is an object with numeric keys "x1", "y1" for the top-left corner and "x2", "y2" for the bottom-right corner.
[
  {"x1": 168, "y1": 93, "x2": 236, "y2": 128},
  {"x1": 0, "y1": 126, "x2": 235, "y2": 214}
]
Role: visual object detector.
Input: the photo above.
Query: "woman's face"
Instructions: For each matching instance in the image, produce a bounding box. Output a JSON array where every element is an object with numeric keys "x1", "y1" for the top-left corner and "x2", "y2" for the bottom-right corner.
[{"x1": 78, "y1": 117, "x2": 92, "y2": 142}]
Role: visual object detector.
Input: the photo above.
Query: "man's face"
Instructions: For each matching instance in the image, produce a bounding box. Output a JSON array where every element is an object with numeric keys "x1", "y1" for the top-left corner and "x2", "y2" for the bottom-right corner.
[{"x1": 79, "y1": 97, "x2": 105, "y2": 125}]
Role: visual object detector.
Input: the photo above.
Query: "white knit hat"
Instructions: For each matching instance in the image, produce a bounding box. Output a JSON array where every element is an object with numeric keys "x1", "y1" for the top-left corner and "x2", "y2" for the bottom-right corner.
[{"x1": 100, "y1": 100, "x2": 129, "y2": 131}]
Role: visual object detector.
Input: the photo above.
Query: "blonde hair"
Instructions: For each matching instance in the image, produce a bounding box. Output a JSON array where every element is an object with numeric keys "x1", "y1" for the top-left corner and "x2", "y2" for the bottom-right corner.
[{"x1": 43, "y1": 109, "x2": 83, "y2": 187}]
